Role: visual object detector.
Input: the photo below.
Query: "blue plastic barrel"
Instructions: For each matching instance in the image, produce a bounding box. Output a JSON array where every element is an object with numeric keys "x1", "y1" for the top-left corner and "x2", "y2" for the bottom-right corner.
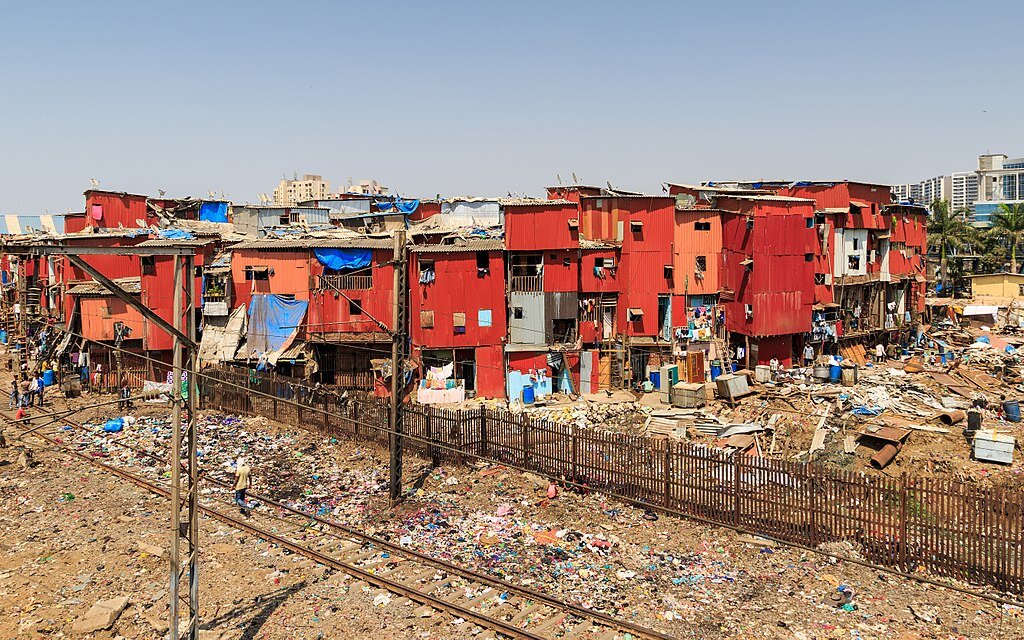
[
  {"x1": 42, "y1": 369, "x2": 55, "y2": 386},
  {"x1": 710, "y1": 359, "x2": 723, "y2": 381},
  {"x1": 1005, "y1": 400, "x2": 1021, "y2": 423},
  {"x1": 650, "y1": 371, "x2": 661, "y2": 389},
  {"x1": 0, "y1": 330, "x2": 6, "y2": 344},
  {"x1": 522, "y1": 384, "x2": 535, "y2": 405},
  {"x1": 829, "y1": 365, "x2": 842, "y2": 383},
  {"x1": 731, "y1": 362, "x2": 739, "y2": 372}
]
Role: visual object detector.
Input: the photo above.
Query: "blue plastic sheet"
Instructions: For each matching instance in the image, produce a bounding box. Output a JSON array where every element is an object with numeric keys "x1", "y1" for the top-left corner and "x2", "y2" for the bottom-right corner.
[
  {"x1": 199, "y1": 201, "x2": 229, "y2": 223},
  {"x1": 246, "y1": 294, "x2": 308, "y2": 355},
  {"x1": 313, "y1": 248, "x2": 371, "y2": 271},
  {"x1": 376, "y1": 199, "x2": 420, "y2": 214},
  {"x1": 157, "y1": 228, "x2": 195, "y2": 240}
]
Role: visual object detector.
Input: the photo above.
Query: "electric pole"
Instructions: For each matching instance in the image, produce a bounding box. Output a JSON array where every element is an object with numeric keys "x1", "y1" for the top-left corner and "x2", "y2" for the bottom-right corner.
[{"x1": 388, "y1": 229, "x2": 407, "y2": 505}]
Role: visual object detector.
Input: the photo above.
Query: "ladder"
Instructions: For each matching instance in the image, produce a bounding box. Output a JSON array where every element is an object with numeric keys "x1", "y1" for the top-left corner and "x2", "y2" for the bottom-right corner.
[{"x1": 714, "y1": 337, "x2": 734, "y2": 371}]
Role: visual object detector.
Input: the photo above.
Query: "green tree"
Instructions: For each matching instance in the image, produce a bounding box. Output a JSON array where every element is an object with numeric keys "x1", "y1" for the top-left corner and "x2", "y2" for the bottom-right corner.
[
  {"x1": 990, "y1": 202, "x2": 1024, "y2": 273},
  {"x1": 927, "y1": 199, "x2": 973, "y2": 294}
]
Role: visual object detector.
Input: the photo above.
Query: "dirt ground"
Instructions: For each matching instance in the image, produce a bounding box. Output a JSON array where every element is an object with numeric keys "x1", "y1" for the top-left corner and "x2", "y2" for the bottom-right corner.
[{"x1": 2, "y1": 385, "x2": 1024, "y2": 639}]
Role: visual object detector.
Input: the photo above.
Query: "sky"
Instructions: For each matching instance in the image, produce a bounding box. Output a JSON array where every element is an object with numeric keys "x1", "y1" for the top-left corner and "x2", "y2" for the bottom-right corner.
[{"x1": 1, "y1": 0, "x2": 1022, "y2": 214}]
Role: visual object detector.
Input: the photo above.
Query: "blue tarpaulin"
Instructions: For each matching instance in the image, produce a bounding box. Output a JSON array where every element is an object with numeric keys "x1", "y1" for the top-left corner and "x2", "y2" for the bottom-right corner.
[
  {"x1": 246, "y1": 294, "x2": 308, "y2": 356},
  {"x1": 157, "y1": 228, "x2": 195, "y2": 240},
  {"x1": 376, "y1": 199, "x2": 420, "y2": 214},
  {"x1": 199, "y1": 202, "x2": 229, "y2": 223},
  {"x1": 313, "y1": 248, "x2": 372, "y2": 271}
]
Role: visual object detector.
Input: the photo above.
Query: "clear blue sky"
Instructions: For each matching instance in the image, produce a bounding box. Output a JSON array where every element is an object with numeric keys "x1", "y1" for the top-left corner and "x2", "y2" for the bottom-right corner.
[{"x1": 2, "y1": 0, "x2": 1022, "y2": 214}]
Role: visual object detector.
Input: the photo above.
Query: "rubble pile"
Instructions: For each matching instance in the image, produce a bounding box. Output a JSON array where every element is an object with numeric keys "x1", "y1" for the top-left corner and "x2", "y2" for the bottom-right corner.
[{"x1": 524, "y1": 399, "x2": 652, "y2": 433}]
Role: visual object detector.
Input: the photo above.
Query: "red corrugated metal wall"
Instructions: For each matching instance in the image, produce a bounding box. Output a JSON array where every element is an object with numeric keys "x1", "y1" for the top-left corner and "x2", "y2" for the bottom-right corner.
[
  {"x1": 580, "y1": 248, "x2": 620, "y2": 293},
  {"x1": 674, "y1": 209, "x2": 722, "y2": 295},
  {"x1": 476, "y1": 344, "x2": 505, "y2": 398},
  {"x1": 505, "y1": 203, "x2": 580, "y2": 251},
  {"x1": 231, "y1": 250, "x2": 312, "y2": 311},
  {"x1": 141, "y1": 255, "x2": 206, "y2": 352},
  {"x1": 308, "y1": 249, "x2": 394, "y2": 335},
  {"x1": 84, "y1": 191, "x2": 152, "y2": 229},
  {"x1": 61, "y1": 237, "x2": 147, "y2": 282},
  {"x1": 410, "y1": 251, "x2": 506, "y2": 349},
  {"x1": 543, "y1": 249, "x2": 578, "y2": 292},
  {"x1": 80, "y1": 296, "x2": 146, "y2": 342}
]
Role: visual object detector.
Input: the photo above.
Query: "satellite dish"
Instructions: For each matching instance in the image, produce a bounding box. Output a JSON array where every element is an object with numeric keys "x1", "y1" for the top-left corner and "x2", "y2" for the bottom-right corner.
[
  {"x1": 208, "y1": 191, "x2": 216, "y2": 199},
  {"x1": 572, "y1": 172, "x2": 578, "y2": 184},
  {"x1": 89, "y1": 178, "x2": 100, "y2": 187},
  {"x1": 158, "y1": 189, "x2": 166, "y2": 197},
  {"x1": 556, "y1": 173, "x2": 562, "y2": 185}
]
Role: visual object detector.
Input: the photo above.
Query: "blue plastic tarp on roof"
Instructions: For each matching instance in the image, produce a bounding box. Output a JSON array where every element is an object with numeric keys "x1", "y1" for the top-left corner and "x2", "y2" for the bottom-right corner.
[
  {"x1": 376, "y1": 199, "x2": 420, "y2": 214},
  {"x1": 246, "y1": 294, "x2": 308, "y2": 356},
  {"x1": 199, "y1": 202, "x2": 229, "y2": 223},
  {"x1": 313, "y1": 248, "x2": 372, "y2": 271},
  {"x1": 157, "y1": 228, "x2": 195, "y2": 240}
]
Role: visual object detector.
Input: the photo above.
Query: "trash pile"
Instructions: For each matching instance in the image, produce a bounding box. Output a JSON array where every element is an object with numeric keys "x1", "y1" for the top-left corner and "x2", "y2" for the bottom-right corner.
[{"x1": 524, "y1": 399, "x2": 651, "y2": 433}]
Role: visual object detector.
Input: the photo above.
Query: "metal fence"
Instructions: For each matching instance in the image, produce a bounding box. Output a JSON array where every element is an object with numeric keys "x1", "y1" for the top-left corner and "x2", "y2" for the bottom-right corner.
[{"x1": 199, "y1": 365, "x2": 1024, "y2": 596}]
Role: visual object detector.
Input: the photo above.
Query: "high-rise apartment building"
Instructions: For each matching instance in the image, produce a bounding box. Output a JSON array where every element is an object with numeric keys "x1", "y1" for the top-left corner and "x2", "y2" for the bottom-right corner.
[
  {"x1": 273, "y1": 174, "x2": 332, "y2": 206},
  {"x1": 893, "y1": 170, "x2": 979, "y2": 220},
  {"x1": 974, "y1": 154, "x2": 1024, "y2": 225}
]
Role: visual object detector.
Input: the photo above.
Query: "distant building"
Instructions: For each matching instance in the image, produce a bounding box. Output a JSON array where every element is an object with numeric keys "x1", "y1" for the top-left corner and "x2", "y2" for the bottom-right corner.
[
  {"x1": 974, "y1": 153, "x2": 1024, "y2": 227},
  {"x1": 342, "y1": 179, "x2": 389, "y2": 196},
  {"x1": 892, "y1": 172, "x2": 978, "y2": 213},
  {"x1": 273, "y1": 174, "x2": 332, "y2": 206}
]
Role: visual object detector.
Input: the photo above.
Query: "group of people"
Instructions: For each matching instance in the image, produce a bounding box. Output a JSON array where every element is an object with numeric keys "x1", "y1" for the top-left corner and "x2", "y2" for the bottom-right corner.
[{"x1": 9, "y1": 372, "x2": 45, "y2": 409}]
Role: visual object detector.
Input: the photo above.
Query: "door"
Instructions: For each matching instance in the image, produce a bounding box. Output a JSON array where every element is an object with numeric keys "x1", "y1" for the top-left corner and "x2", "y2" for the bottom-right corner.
[
  {"x1": 601, "y1": 302, "x2": 614, "y2": 340},
  {"x1": 580, "y1": 350, "x2": 594, "y2": 394}
]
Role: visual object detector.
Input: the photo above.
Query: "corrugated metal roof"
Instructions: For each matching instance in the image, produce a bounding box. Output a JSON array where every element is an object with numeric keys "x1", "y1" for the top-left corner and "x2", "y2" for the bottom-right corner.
[
  {"x1": 136, "y1": 237, "x2": 217, "y2": 247},
  {"x1": 664, "y1": 182, "x2": 762, "y2": 194},
  {"x1": 67, "y1": 277, "x2": 142, "y2": 295},
  {"x1": 499, "y1": 198, "x2": 575, "y2": 206},
  {"x1": 409, "y1": 239, "x2": 505, "y2": 253},
  {"x1": 230, "y1": 237, "x2": 395, "y2": 250},
  {"x1": 717, "y1": 195, "x2": 816, "y2": 203}
]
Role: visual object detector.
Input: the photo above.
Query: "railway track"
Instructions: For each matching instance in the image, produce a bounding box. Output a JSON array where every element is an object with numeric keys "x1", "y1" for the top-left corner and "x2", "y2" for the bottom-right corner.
[{"x1": 4, "y1": 403, "x2": 674, "y2": 640}]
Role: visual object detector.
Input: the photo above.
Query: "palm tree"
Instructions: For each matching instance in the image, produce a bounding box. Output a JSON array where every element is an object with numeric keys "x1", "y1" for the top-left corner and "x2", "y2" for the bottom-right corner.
[
  {"x1": 927, "y1": 199, "x2": 973, "y2": 295},
  {"x1": 990, "y1": 202, "x2": 1024, "y2": 273}
]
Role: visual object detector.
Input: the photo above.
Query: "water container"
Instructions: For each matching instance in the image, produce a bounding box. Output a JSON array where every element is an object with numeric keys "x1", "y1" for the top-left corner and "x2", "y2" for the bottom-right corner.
[
  {"x1": 710, "y1": 359, "x2": 723, "y2": 381},
  {"x1": 0, "y1": 330, "x2": 6, "y2": 344},
  {"x1": 813, "y1": 365, "x2": 830, "y2": 381},
  {"x1": 522, "y1": 384, "x2": 535, "y2": 405},
  {"x1": 650, "y1": 371, "x2": 661, "y2": 389},
  {"x1": 731, "y1": 362, "x2": 739, "y2": 372},
  {"x1": 42, "y1": 369, "x2": 55, "y2": 386},
  {"x1": 829, "y1": 365, "x2": 842, "y2": 383},
  {"x1": 1004, "y1": 400, "x2": 1021, "y2": 423}
]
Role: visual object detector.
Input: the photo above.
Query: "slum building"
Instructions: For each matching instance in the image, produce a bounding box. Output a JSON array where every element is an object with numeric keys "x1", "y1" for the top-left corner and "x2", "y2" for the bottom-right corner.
[
  {"x1": 717, "y1": 194, "x2": 817, "y2": 367},
  {"x1": 409, "y1": 238, "x2": 507, "y2": 401}
]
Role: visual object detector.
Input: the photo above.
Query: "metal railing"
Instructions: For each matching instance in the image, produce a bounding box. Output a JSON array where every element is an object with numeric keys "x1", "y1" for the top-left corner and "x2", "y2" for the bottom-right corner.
[
  {"x1": 317, "y1": 273, "x2": 373, "y2": 291},
  {"x1": 510, "y1": 274, "x2": 543, "y2": 292}
]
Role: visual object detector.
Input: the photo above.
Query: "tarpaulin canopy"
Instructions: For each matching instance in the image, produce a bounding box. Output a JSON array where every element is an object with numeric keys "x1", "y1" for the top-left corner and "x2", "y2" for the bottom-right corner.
[
  {"x1": 246, "y1": 294, "x2": 308, "y2": 359},
  {"x1": 376, "y1": 199, "x2": 420, "y2": 214},
  {"x1": 313, "y1": 247, "x2": 371, "y2": 271},
  {"x1": 199, "y1": 201, "x2": 229, "y2": 223}
]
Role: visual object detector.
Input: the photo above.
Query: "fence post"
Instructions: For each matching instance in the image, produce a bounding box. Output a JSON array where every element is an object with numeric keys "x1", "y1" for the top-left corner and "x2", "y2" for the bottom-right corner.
[
  {"x1": 456, "y1": 410, "x2": 465, "y2": 465},
  {"x1": 426, "y1": 408, "x2": 438, "y2": 466},
  {"x1": 733, "y1": 453, "x2": 742, "y2": 527},
  {"x1": 479, "y1": 406, "x2": 489, "y2": 457},
  {"x1": 664, "y1": 441, "x2": 672, "y2": 509},
  {"x1": 899, "y1": 473, "x2": 909, "y2": 573},
  {"x1": 809, "y1": 470, "x2": 818, "y2": 547},
  {"x1": 571, "y1": 428, "x2": 579, "y2": 484},
  {"x1": 523, "y1": 415, "x2": 531, "y2": 469}
]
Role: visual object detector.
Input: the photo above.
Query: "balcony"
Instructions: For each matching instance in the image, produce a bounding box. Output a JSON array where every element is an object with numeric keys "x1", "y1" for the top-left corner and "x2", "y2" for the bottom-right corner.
[
  {"x1": 510, "y1": 274, "x2": 543, "y2": 292},
  {"x1": 318, "y1": 274, "x2": 372, "y2": 291}
]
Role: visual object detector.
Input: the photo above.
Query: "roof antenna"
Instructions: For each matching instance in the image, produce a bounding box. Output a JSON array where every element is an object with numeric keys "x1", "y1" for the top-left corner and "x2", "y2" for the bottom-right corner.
[
  {"x1": 556, "y1": 173, "x2": 563, "y2": 185},
  {"x1": 572, "y1": 172, "x2": 578, "y2": 184}
]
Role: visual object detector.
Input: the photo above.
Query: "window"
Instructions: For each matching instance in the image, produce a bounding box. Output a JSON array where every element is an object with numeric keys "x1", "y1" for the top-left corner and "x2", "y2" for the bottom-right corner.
[
  {"x1": 1019, "y1": 284, "x2": 1024, "y2": 297},
  {"x1": 549, "y1": 253, "x2": 558, "y2": 261},
  {"x1": 141, "y1": 256, "x2": 156, "y2": 275},
  {"x1": 695, "y1": 256, "x2": 707, "y2": 272},
  {"x1": 805, "y1": 218, "x2": 814, "y2": 228},
  {"x1": 594, "y1": 257, "x2": 615, "y2": 269},
  {"x1": 194, "y1": 265, "x2": 204, "y2": 278},
  {"x1": 852, "y1": 237, "x2": 860, "y2": 250},
  {"x1": 815, "y1": 213, "x2": 826, "y2": 225},
  {"x1": 694, "y1": 221, "x2": 711, "y2": 231},
  {"x1": 848, "y1": 255, "x2": 861, "y2": 270},
  {"x1": 814, "y1": 273, "x2": 826, "y2": 285},
  {"x1": 805, "y1": 253, "x2": 814, "y2": 262},
  {"x1": 348, "y1": 299, "x2": 363, "y2": 316},
  {"x1": 663, "y1": 265, "x2": 674, "y2": 279},
  {"x1": 279, "y1": 212, "x2": 290, "y2": 225},
  {"x1": 476, "y1": 251, "x2": 490, "y2": 273},
  {"x1": 244, "y1": 266, "x2": 270, "y2": 281},
  {"x1": 513, "y1": 307, "x2": 523, "y2": 319}
]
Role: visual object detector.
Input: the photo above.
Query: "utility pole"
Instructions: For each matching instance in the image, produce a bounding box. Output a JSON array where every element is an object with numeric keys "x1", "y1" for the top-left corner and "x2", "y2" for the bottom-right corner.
[
  {"x1": 169, "y1": 254, "x2": 199, "y2": 640},
  {"x1": 388, "y1": 229, "x2": 408, "y2": 505}
]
